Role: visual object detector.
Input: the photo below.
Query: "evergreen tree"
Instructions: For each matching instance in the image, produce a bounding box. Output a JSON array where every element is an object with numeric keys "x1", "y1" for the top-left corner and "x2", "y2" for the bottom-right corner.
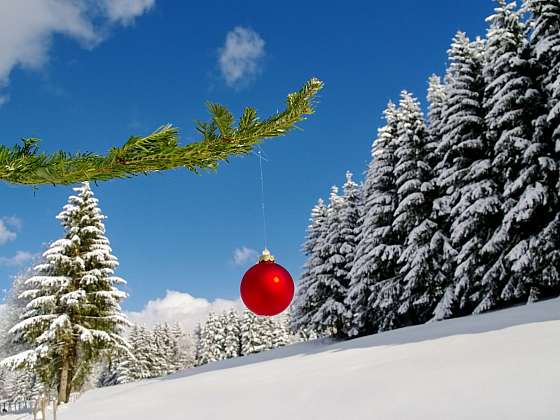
[
  {"x1": 127, "y1": 325, "x2": 148, "y2": 379},
  {"x1": 240, "y1": 311, "x2": 270, "y2": 356},
  {"x1": 270, "y1": 316, "x2": 291, "y2": 349},
  {"x1": 223, "y1": 311, "x2": 241, "y2": 359},
  {"x1": 524, "y1": 0, "x2": 560, "y2": 294},
  {"x1": 290, "y1": 199, "x2": 328, "y2": 333},
  {"x1": 0, "y1": 268, "x2": 36, "y2": 359},
  {"x1": 392, "y1": 91, "x2": 438, "y2": 325},
  {"x1": 196, "y1": 313, "x2": 226, "y2": 364},
  {"x1": 0, "y1": 182, "x2": 130, "y2": 403},
  {"x1": 346, "y1": 102, "x2": 400, "y2": 336},
  {"x1": 170, "y1": 323, "x2": 194, "y2": 371},
  {"x1": 479, "y1": 0, "x2": 556, "y2": 310},
  {"x1": 306, "y1": 185, "x2": 352, "y2": 337},
  {"x1": 426, "y1": 75, "x2": 458, "y2": 321},
  {"x1": 114, "y1": 353, "x2": 133, "y2": 385},
  {"x1": 426, "y1": 75, "x2": 447, "y2": 153},
  {"x1": 153, "y1": 323, "x2": 177, "y2": 376},
  {"x1": 432, "y1": 32, "x2": 493, "y2": 317}
]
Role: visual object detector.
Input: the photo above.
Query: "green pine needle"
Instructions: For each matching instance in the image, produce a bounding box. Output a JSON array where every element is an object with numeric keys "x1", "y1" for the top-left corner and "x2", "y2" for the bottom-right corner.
[{"x1": 0, "y1": 78, "x2": 323, "y2": 185}]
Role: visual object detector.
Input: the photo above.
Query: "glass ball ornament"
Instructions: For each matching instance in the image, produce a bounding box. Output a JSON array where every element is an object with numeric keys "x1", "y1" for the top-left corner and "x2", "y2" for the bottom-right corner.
[{"x1": 240, "y1": 249, "x2": 295, "y2": 316}]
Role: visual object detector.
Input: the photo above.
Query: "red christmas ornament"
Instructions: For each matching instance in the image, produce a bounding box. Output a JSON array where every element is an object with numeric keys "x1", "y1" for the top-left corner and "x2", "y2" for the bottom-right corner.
[{"x1": 240, "y1": 249, "x2": 295, "y2": 316}]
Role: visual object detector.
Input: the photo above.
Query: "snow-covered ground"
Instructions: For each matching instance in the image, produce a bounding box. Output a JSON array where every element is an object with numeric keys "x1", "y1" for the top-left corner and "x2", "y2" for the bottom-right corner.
[{"x1": 51, "y1": 298, "x2": 560, "y2": 419}]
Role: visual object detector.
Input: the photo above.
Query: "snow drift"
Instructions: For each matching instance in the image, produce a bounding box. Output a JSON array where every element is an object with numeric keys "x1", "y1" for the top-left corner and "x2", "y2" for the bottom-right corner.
[{"x1": 59, "y1": 298, "x2": 560, "y2": 420}]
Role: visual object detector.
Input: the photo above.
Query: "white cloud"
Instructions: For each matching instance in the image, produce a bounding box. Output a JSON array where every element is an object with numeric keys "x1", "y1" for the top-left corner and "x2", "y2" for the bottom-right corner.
[
  {"x1": 0, "y1": 251, "x2": 36, "y2": 267},
  {"x1": 0, "y1": 221, "x2": 17, "y2": 245},
  {"x1": 127, "y1": 290, "x2": 242, "y2": 332},
  {"x1": 0, "y1": 0, "x2": 155, "y2": 95},
  {"x1": 2, "y1": 216, "x2": 22, "y2": 231},
  {"x1": 232, "y1": 246, "x2": 258, "y2": 266},
  {"x1": 101, "y1": 0, "x2": 155, "y2": 25},
  {"x1": 219, "y1": 26, "x2": 265, "y2": 87},
  {"x1": 0, "y1": 216, "x2": 23, "y2": 245}
]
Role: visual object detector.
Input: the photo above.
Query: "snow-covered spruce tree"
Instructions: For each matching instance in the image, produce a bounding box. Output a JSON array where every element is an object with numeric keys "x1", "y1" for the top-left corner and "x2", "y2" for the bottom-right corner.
[
  {"x1": 338, "y1": 171, "x2": 362, "y2": 313},
  {"x1": 525, "y1": 0, "x2": 560, "y2": 129},
  {"x1": 127, "y1": 325, "x2": 148, "y2": 379},
  {"x1": 196, "y1": 312, "x2": 226, "y2": 364},
  {"x1": 478, "y1": 0, "x2": 557, "y2": 310},
  {"x1": 0, "y1": 182, "x2": 130, "y2": 403},
  {"x1": 390, "y1": 91, "x2": 436, "y2": 326},
  {"x1": 153, "y1": 323, "x2": 179, "y2": 376},
  {"x1": 0, "y1": 368, "x2": 8, "y2": 400},
  {"x1": 223, "y1": 311, "x2": 241, "y2": 359},
  {"x1": 432, "y1": 32, "x2": 494, "y2": 317},
  {"x1": 0, "y1": 268, "x2": 36, "y2": 359},
  {"x1": 170, "y1": 323, "x2": 195, "y2": 370},
  {"x1": 270, "y1": 315, "x2": 291, "y2": 348},
  {"x1": 289, "y1": 198, "x2": 327, "y2": 334},
  {"x1": 113, "y1": 354, "x2": 133, "y2": 385},
  {"x1": 425, "y1": 75, "x2": 459, "y2": 321},
  {"x1": 240, "y1": 311, "x2": 272, "y2": 355},
  {"x1": 523, "y1": 0, "x2": 560, "y2": 295},
  {"x1": 307, "y1": 179, "x2": 359, "y2": 338},
  {"x1": 346, "y1": 102, "x2": 401, "y2": 336},
  {"x1": 426, "y1": 75, "x2": 447, "y2": 157}
]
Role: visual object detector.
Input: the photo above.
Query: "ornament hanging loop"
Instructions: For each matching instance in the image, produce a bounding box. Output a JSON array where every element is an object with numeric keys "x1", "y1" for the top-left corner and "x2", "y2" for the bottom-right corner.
[{"x1": 258, "y1": 248, "x2": 275, "y2": 263}]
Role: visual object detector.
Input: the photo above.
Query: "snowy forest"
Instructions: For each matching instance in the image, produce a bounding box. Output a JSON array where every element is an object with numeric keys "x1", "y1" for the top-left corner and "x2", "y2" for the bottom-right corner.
[
  {"x1": 290, "y1": 0, "x2": 560, "y2": 338},
  {"x1": 0, "y1": 183, "x2": 309, "y2": 409},
  {"x1": 0, "y1": 0, "x2": 559, "y2": 413}
]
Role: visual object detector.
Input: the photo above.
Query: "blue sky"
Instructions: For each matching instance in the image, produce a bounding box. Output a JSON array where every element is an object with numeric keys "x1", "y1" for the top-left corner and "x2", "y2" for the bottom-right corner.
[{"x1": 0, "y1": 0, "x2": 493, "y2": 317}]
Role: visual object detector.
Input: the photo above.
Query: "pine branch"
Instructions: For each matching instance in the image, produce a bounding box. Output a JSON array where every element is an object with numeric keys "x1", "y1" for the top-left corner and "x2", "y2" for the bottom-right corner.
[{"x1": 0, "y1": 78, "x2": 323, "y2": 185}]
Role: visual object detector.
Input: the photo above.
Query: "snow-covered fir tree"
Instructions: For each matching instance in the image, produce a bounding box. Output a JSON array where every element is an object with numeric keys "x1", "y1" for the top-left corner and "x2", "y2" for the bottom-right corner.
[
  {"x1": 478, "y1": 0, "x2": 556, "y2": 311},
  {"x1": 196, "y1": 312, "x2": 226, "y2": 364},
  {"x1": 187, "y1": 310, "x2": 293, "y2": 360},
  {"x1": 288, "y1": 0, "x2": 560, "y2": 339},
  {"x1": 392, "y1": 91, "x2": 439, "y2": 326},
  {"x1": 524, "y1": 0, "x2": 560, "y2": 295},
  {"x1": 98, "y1": 322, "x2": 194, "y2": 386},
  {"x1": 128, "y1": 325, "x2": 150, "y2": 379},
  {"x1": 289, "y1": 198, "x2": 327, "y2": 334},
  {"x1": 432, "y1": 32, "x2": 494, "y2": 318},
  {"x1": 270, "y1": 315, "x2": 291, "y2": 348},
  {"x1": 303, "y1": 180, "x2": 359, "y2": 337},
  {"x1": 240, "y1": 311, "x2": 272, "y2": 355},
  {"x1": 114, "y1": 353, "x2": 134, "y2": 385},
  {"x1": 424, "y1": 75, "x2": 458, "y2": 321},
  {"x1": 170, "y1": 323, "x2": 195, "y2": 371},
  {"x1": 223, "y1": 311, "x2": 241, "y2": 359},
  {"x1": 0, "y1": 182, "x2": 130, "y2": 403},
  {"x1": 426, "y1": 75, "x2": 447, "y2": 157},
  {"x1": 152, "y1": 323, "x2": 183, "y2": 376},
  {"x1": 0, "y1": 268, "x2": 36, "y2": 359},
  {"x1": 346, "y1": 101, "x2": 401, "y2": 336}
]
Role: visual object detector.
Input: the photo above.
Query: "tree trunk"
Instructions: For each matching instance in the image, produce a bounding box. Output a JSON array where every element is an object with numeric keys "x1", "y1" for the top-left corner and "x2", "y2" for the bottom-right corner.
[{"x1": 58, "y1": 357, "x2": 70, "y2": 404}]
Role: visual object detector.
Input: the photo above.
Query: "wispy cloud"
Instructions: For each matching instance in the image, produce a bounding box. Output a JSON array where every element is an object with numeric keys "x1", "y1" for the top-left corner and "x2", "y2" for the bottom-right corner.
[
  {"x1": 101, "y1": 0, "x2": 155, "y2": 25},
  {"x1": 0, "y1": 0, "x2": 155, "y2": 100},
  {"x1": 232, "y1": 246, "x2": 258, "y2": 266},
  {"x1": 0, "y1": 216, "x2": 21, "y2": 245},
  {"x1": 0, "y1": 251, "x2": 36, "y2": 267},
  {"x1": 219, "y1": 27, "x2": 265, "y2": 87},
  {"x1": 2, "y1": 216, "x2": 22, "y2": 231},
  {"x1": 127, "y1": 290, "x2": 242, "y2": 332}
]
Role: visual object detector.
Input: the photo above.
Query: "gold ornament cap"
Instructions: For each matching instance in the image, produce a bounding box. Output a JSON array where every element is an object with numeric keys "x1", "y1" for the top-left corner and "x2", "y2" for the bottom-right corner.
[{"x1": 258, "y1": 248, "x2": 276, "y2": 263}]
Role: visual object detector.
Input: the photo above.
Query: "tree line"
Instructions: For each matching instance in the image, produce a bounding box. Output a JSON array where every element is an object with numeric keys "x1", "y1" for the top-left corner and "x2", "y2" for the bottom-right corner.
[{"x1": 290, "y1": 0, "x2": 560, "y2": 339}]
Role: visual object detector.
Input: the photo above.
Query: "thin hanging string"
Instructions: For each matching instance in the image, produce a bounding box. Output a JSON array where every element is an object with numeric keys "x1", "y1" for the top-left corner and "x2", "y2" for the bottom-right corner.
[{"x1": 256, "y1": 146, "x2": 268, "y2": 251}]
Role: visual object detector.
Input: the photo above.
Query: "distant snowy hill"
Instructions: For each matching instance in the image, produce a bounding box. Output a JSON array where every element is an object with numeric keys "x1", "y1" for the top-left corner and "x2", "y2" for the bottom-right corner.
[{"x1": 57, "y1": 298, "x2": 560, "y2": 420}]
